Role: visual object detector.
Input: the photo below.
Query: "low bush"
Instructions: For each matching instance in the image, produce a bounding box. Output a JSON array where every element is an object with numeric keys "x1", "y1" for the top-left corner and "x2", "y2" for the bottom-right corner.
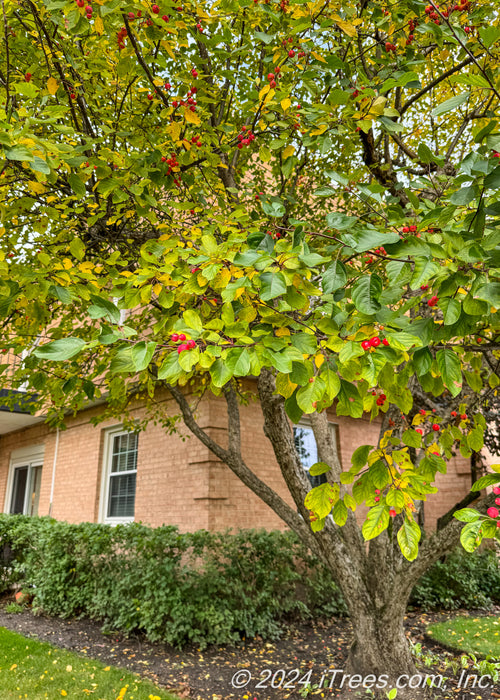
[{"x1": 0, "y1": 515, "x2": 498, "y2": 648}]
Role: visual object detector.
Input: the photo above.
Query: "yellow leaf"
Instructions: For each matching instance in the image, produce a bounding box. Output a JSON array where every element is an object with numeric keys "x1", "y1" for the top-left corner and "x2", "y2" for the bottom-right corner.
[
  {"x1": 10, "y1": 664, "x2": 17, "y2": 671},
  {"x1": 161, "y1": 41, "x2": 176, "y2": 59},
  {"x1": 282, "y1": 145, "x2": 295, "y2": 160},
  {"x1": 166, "y1": 122, "x2": 181, "y2": 142},
  {"x1": 47, "y1": 77, "x2": 59, "y2": 95},
  {"x1": 264, "y1": 88, "x2": 275, "y2": 104},
  {"x1": 61, "y1": 691, "x2": 68, "y2": 697},
  {"x1": 184, "y1": 108, "x2": 201, "y2": 125},
  {"x1": 332, "y1": 15, "x2": 357, "y2": 37},
  {"x1": 314, "y1": 353, "x2": 325, "y2": 368},
  {"x1": 280, "y1": 97, "x2": 291, "y2": 112},
  {"x1": 28, "y1": 180, "x2": 46, "y2": 194},
  {"x1": 275, "y1": 327, "x2": 290, "y2": 337},
  {"x1": 311, "y1": 51, "x2": 326, "y2": 63},
  {"x1": 153, "y1": 283, "x2": 162, "y2": 295},
  {"x1": 310, "y1": 124, "x2": 328, "y2": 136},
  {"x1": 93, "y1": 15, "x2": 103, "y2": 34},
  {"x1": 259, "y1": 84, "x2": 270, "y2": 101}
]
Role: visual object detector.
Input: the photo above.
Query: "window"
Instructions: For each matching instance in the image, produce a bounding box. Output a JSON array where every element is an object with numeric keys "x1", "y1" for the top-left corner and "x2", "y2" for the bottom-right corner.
[
  {"x1": 100, "y1": 429, "x2": 138, "y2": 523},
  {"x1": 5, "y1": 446, "x2": 44, "y2": 516},
  {"x1": 293, "y1": 421, "x2": 339, "y2": 487}
]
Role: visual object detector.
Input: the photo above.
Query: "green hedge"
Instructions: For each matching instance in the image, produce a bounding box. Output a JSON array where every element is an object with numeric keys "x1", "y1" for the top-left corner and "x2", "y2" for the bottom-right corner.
[{"x1": 0, "y1": 515, "x2": 498, "y2": 648}]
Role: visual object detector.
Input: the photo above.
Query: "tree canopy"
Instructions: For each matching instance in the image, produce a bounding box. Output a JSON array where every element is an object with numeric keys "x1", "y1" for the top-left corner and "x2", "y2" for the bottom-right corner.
[{"x1": 2, "y1": 0, "x2": 500, "y2": 564}]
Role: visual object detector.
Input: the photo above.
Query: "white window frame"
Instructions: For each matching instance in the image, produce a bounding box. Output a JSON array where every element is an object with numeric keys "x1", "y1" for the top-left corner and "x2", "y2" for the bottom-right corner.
[
  {"x1": 99, "y1": 426, "x2": 138, "y2": 525},
  {"x1": 4, "y1": 445, "x2": 44, "y2": 516},
  {"x1": 293, "y1": 418, "x2": 340, "y2": 483}
]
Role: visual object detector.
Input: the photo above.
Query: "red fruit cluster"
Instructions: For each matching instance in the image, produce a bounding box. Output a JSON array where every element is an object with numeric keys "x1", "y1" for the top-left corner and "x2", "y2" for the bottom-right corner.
[
  {"x1": 487, "y1": 507, "x2": 500, "y2": 524},
  {"x1": 84, "y1": 2, "x2": 92, "y2": 18},
  {"x1": 432, "y1": 423, "x2": 440, "y2": 431},
  {"x1": 191, "y1": 133, "x2": 202, "y2": 148},
  {"x1": 117, "y1": 25, "x2": 127, "y2": 49},
  {"x1": 420, "y1": 285, "x2": 429, "y2": 291},
  {"x1": 402, "y1": 224, "x2": 417, "y2": 233},
  {"x1": 385, "y1": 41, "x2": 396, "y2": 52},
  {"x1": 191, "y1": 68, "x2": 198, "y2": 78},
  {"x1": 376, "y1": 393, "x2": 387, "y2": 406},
  {"x1": 25, "y1": 72, "x2": 32, "y2": 81},
  {"x1": 267, "y1": 71, "x2": 277, "y2": 89},
  {"x1": 163, "y1": 152, "x2": 179, "y2": 176},
  {"x1": 237, "y1": 126, "x2": 256, "y2": 149},
  {"x1": 373, "y1": 246, "x2": 387, "y2": 256},
  {"x1": 152, "y1": 3, "x2": 159, "y2": 12},
  {"x1": 415, "y1": 428, "x2": 423, "y2": 435},
  {"x1": 492, "y1": 151, "x2": 500, "y2": 158},
  {"x1": 389, "y1": 509, "x2": 397, "y2": 517},
  {"x1": 361, "y1": 336, "x2": 388, "y2": 350},
  {"x1": 427, "y1": 295, "x2": 439, "y2": 307},
  {"x1": 460, "y1": 413, "x2": 467, "y2": 420}
]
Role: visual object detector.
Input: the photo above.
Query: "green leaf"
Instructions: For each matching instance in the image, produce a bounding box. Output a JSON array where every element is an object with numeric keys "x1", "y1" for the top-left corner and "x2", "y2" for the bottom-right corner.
[
  {"x1": 412, "y1": 347, "x2": 432, "y2": 376},
  {"x1": 304, "y1": 482, "x2": 339, "y2": 519},
  {"x1": 157, "y1": 352, "x2": 182, "y2": 382},
  {"x1": 409, "y1": 259, "x2": 440, "y2": 290},
  {"x1": 467, "y1": 426, "x2": 484, "y2": 452},
  {"x1": 432, "y1": 92, "x2": 470, "y2": 117},
  {"x1": 285, "y1": 390, "x2": 303, "y2": 423},
  {"x1": 131, "y1": 341, "x2": 156, "y2": 372},
  {"x1": 440, "y1": 298, "x2": 461, "y2": 325},
  {"x1": 4, "y1": 145, "x2": 34, "y2": 161},
  {"x1": 471, "y1": 473, "x2": 500, "y2": 491},
  {"x1": 397, "y1": 519, "x2": 421, "y2": 561},
  {"x1": 351, "y1": 444, "x2": 371, "y2": 470},
  {"x1": 386, "y1": 489, "x2": 405, "y2": 508},
  {"x1": 254, "y1": 30, "x2": 274, "y2": 43},
  {"x1": 34, "y1": 337, "x2": 86, "y2": 361},
  {"x1": 321, "y1": 368, "x2": 341, "y2": 400},
  {"x1": 344, "y1": 229, "x2": 400, "y2": 253},
  {"x1": 362, "y1": 504, "x2": 390, "y2": 540},
  {"x1": 436, "y1": 348, "x2": 462, "y2": 397},
  {"x1": 309, "y1": 461, "x2": 331, "y2": 476},
  {"x1": 351, "y1": 274, "x2": 382, "y2": 315},
  {"x1": 88, "y1": 296, "x2": 121, "y2": 324},
  {"x1": 183, "y1": 309, "x2": 203, "y2": 332},
  {"x1": 262, "y1": 199, "x2": 286, "y2": 217},
  {"x1": 460, "y1": 520, "x2": 483, "y2": 553},
  {"x1": 474, "y1": 283, "x2": 500, "y2": 308},
  {"x1": 68, "y1": 174, "x2": 87, "y2": 197},
  {"x1": 259, "y1": 272, "x2": 287, "y2": 301},
  {"x1": 332, "y1": 499, "x2": 348, "y2": 526},
  {"x1": 322, "y1": 261, "x2": 347, "y2": 293},
  {"x1": 69, "y1": 237, "x2": 86, "y2": 261},
  {"x1": 109, "y1": 346, "x2": 136, "y2": 373},
  {"x1": 325, "y1": 212, "x2": 357, "y2": 230},
  {"x1": 402, "y1": 429, "x2": 422, "y2": 448},
  {"x1": 210, "y1": 358, "x2": 233, "y2": 387},
  {"x1": 454, "y1": 508, "x2": 481, "y2": 523}
]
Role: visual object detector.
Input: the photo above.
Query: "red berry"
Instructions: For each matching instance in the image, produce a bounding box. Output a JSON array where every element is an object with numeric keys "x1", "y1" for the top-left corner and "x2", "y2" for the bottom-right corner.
[
  {"x1": 171, "y1": 333, "x2": 179, "y2": 342},
  {"x1": 389, "y1": 509, "x2": 396, "y2": 517},
  {"x1": 147, "y1": 94, "x2": 153, "y2": 100},
  {"x1": 177, "y1": 344, "x2": 187, "y2": 354},
  {"x1": 178, "y1": 333, "x2": 186, "y2": 341},
  {"x1": 191, "y1": 68, "x2": 198, "y2": 77},
  {"x1": 432, "y1": 424, "x2": 440, "y2": 431},
  {"x1": 385, "y1": 41, "x2": 392, "y2": 52},
  {"x1": 402, "y1": 226, "x2": 409, "y2": 233},
  {"x1": 370, "y1": 337, "x2": 381, "y2": 347},
  {"x1": 162, "y1": 14, "x2": 169, "y2": 20},
  {"x1": 361, "y1": 340, "x2": 371, "y2": 350},
  {"x1": 269, "y1": 80, "x2": 276, "y2": 89},
  {"x1": 382, "y1": 339, "x2": 389, "y2": 346},
  {"x1": 420, "y1": 285, "x2": 429, "y2": 291},
  {"x1": 267, "y1": 73, "x2": 275, "y2": 81},
  {"x1": 419, "y1": 409, "x2": 426, "y2": 415},
  {"x1": 451, "y1": 411, "x2": 457, "y2": 417},
  {"x1": 288, "y1": 49, "x2": 295, "y2": 57},
  {"x1": 374, "y1": 496, "x2": 380, "y2": 502},
  {"x1": 487, "y1": 507, "x2": 499, "y2": 519},
  {"x1": 416, "y1": 428, "x2": 423, "y2": 435},
  {"x1": 152, "y1": 3, "x2": 159, "y2": 11},
  {"x1": 427, "y1": 296, "x2": 438, "y2": 307},
  {"x1": 70, "y1": 93, "x2": 76, "y2": 99},
  {"x1": 460, "y1": 413, "x2": 467, "y2": 420},
  {"x1": 25, "y1": 72, "x2": 32, "y2": 81},
  {"x1": 493, "y1": 487, "x2": 500, "y2": 495}
]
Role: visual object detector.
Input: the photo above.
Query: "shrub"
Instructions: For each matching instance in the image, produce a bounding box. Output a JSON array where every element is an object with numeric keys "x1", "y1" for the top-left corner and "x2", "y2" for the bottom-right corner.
[{"x1": 0, "y1": 515, "x2": 498, "y2": 648}]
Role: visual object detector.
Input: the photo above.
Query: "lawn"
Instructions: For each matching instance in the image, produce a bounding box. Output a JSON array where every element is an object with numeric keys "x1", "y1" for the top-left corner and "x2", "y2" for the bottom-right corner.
[
  {"x1": 427, "y1": 616, "x2": 500, "y2": 658},
  {"x1": 0, "y1": 627, "x2": 177, "y2": 700}
]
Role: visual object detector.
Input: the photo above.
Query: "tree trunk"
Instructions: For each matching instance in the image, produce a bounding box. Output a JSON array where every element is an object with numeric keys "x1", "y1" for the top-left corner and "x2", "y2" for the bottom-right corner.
[{"x1": 338, "y1": 585, "x2": 430, "y2": 700}]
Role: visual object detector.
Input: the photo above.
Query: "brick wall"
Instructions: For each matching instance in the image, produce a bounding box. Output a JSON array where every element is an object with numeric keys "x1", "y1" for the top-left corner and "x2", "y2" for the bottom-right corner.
[{"x1": 0, "y1": 389, "x2": 485, "y2": 533}]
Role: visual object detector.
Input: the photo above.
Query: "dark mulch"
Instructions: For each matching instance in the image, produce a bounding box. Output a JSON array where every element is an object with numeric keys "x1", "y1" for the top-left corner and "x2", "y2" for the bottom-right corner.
[{"x1": 0, "y1": 597, "x2": 499, "y2": 700}]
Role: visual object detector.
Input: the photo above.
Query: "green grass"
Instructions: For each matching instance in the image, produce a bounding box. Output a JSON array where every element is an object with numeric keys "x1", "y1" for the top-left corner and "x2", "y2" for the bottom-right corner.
[
  {"x1": 427, "y1": 615, "x2": 500, "y2": 658},
  {"x1": 0, "y1": 627, "x2": 178, "y2": 700}
]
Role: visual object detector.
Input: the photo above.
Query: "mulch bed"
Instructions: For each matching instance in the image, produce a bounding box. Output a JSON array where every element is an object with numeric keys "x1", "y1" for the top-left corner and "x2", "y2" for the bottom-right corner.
[{"x1": 0, "y1": 597, "x2": 498, "y2": 700}]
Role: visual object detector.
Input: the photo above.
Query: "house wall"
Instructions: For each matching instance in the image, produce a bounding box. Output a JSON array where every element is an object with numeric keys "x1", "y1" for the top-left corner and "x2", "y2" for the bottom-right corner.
[{"x1": 0, "y1": 389, "x2": 478, "y2": 533}]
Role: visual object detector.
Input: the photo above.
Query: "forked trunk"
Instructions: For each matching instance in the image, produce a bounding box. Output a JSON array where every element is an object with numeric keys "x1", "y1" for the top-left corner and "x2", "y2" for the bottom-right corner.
[{"x1": 337, "y1": 587, "x2": 432, "y2": 700}]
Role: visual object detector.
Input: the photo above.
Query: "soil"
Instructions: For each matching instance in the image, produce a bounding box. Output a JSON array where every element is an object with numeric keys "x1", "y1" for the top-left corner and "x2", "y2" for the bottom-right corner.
[{"x1": 0, "y1": 597, "x2": 498, "y2": 700}]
